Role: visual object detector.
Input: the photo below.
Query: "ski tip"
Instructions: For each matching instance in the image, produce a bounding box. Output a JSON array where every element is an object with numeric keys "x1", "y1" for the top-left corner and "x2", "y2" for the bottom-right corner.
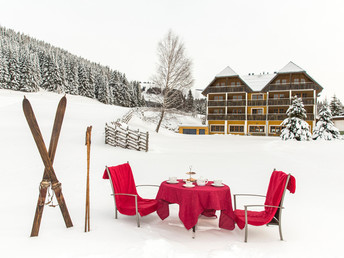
[{"x1": 24, "y1": 95, "x2": 27, "y2": 100}]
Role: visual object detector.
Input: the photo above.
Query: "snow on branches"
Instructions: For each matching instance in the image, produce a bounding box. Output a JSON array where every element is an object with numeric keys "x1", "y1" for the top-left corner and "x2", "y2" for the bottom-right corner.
[
  {"x1": 313, "y1": 104, "x2": 341, "y2": 140},
  {"x1": 280, "y1": 96, "x2": 311, "y2": 141}
]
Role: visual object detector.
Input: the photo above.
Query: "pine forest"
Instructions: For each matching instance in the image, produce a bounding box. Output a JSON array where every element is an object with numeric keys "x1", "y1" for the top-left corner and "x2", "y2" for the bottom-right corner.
[{"x1": 0, "y1": 26, "x2": 145, "y2": 107}]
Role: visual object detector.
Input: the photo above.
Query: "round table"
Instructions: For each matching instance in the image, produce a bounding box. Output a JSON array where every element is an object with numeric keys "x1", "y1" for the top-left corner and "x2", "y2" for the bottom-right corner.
[{"x1": 156, "y1": 180, "x2": 235, "y2": 230}]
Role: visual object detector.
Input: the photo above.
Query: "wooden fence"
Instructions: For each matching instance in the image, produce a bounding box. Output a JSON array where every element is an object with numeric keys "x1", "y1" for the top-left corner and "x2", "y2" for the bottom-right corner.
[{"x1": 105, "y1": 122, "x2": 149, "y2": 152}]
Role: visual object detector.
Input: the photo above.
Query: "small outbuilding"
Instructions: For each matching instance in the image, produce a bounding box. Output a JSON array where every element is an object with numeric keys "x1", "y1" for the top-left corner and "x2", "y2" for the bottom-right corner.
[
  {"x1": 333, "y1": 116, "x2": 344, "y2": 134},
  {"x1": 178, "y1": 125, "x2": 209, "y2": 135}
]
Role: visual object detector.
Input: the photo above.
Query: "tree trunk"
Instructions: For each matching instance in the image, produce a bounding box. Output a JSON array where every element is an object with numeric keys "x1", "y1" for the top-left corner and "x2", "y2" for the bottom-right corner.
[{"x1": 156, "y1": 109, "x2": 165, "y2": 133}]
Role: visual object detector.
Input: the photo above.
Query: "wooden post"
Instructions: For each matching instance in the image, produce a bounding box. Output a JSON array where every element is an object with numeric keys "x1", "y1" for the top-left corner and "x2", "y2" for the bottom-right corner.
[{"x1": 85, "y1": 126, "x2": 92, "y2": 232}]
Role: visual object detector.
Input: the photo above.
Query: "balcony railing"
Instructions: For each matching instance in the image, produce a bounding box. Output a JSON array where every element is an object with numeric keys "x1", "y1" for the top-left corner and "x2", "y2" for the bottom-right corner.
[
  {"x1": 208, "y1": 100, "x2": 226, "y2": 107},
  {"x1": 227, "y1": 114, "x2": 246, "y2": 120},
  {"x1": 227, "y1": 100, "x2": 247, "y2": 106},
  {"x1": 204, "y1": 85, "x2": 246, "y2": 94},
  {"x1": 247, "y1": 99, "x2": 267, "y2": 106},
  {"x1": 207, "y1": 113, "x2": 315, "y2": 121},
  {"x1": 267, "y1": 82, "x2": 317, "y2": 91},
  {"x1": 268, "y1": 98, "x2": 291, "y2": 106},
  {"x1": 268, "y1": 113, "x2": 314, "y2": 120},
  {"x1": 247, "y1": 114, "x2": 267, "y2": 120}
]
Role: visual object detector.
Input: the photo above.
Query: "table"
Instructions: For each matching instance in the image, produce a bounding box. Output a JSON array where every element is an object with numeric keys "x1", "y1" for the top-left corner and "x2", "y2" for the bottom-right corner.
[{"x1": 156, "y1": 180, "x2": 235, "y2": 231}]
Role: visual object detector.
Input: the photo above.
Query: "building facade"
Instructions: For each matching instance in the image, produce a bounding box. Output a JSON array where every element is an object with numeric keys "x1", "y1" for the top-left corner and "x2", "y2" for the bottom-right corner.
[{"x1": 202, "y1": 62, "x2": 323, "y2": 136}]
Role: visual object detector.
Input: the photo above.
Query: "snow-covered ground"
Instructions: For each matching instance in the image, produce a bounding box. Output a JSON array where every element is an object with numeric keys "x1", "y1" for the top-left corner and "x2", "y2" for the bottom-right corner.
[{"x1": 1, "y1": 89, "x2": 343, "y2": 258}]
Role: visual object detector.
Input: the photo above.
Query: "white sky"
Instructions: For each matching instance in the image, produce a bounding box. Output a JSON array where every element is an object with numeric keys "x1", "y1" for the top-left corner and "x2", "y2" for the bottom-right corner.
[{"x1": 0, "y1": 0, "x2": 344, "y2": 101}]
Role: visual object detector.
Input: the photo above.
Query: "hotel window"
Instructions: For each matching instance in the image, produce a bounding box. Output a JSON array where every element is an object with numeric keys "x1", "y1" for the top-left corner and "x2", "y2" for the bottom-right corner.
[
  {"x1": 252, "y1": 109, "x2": 263, "y2": 114},
  {"x1": 294, "y1": 78, "x2": 299, "y2": 84},
  {"x1": 302, "y1": 93, "x2": 307, "y2": 98},
  {"x1": 301, "y1": 78, "x2": 306, "y2": 84},
  {"x1": 211, "y1": 125, "x2": 225, "y2": 132},
  {"x1": 231, "y1": 82, "x2": 236, "y2": 86},
  {"x1": 214, "y1": 95, "x2": 224, "y2": 101},
  {"x1": 221, "y1": 82, "x2": 225, "y2": 86},
  {"x1": 273, "y1": 108, "x2": 278, "y2": 113},
  {"x1": 282, "y1": 79, "x2": 287, "y2": 84},
  {"x1": 229, "y1": 125, "x2": 244, "y2": 132},
  {"x1": 233, "y1": 95, "x2": 243, "y2": 100},
  {"x1": 275, "y1": 80, "x2": 280, "y2": 84},
  {"x1": 279, "y1": 108, "x2": 284, "y2": 113},
  {"x1": 249, "y1": 126, "x2": 265, "y2": 133},
  {"x1": 270, "y1": 126, "x2": 282, "y2": 133},
  {"x1": 252, "y1": 94, "x2": 263, "y2": 100},
  {"x1": 236, "y1": 82, "x2": 241, "y2": 86},
  {"x1": 214, "y1": 109, "x2": 224, "y2": 114}
]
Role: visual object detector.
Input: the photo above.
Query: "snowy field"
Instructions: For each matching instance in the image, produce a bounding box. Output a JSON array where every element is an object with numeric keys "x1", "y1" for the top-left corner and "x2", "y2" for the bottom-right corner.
[{"x1": 0, "y1": 89, "x2": 343, "y2": 258}]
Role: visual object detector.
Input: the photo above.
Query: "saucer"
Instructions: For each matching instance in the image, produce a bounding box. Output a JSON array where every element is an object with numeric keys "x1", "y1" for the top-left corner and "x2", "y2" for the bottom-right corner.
[
  {"x1": 211, "y1": 183, "x2": 224, "y2": 187},
  {"x1": 183, "y1": 184, "x2": 195, "y2": 188},
  {"x1": 166, "y1": 180, "x2": 179, "y2": 184}
]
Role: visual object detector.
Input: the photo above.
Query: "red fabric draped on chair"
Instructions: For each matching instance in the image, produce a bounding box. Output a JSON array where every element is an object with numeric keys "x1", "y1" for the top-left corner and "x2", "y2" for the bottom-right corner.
[
  {"x1": 103, "y1": 163, "x2": 158, "y2": 217},
  {"x1": 234, "y1": 170, "x2": 296, "y2": 241}
]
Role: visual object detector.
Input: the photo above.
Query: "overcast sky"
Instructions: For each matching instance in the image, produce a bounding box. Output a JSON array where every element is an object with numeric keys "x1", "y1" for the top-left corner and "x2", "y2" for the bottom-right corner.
[{"x1": 1, "y1": 0, "x2": 343, "y2": 100}]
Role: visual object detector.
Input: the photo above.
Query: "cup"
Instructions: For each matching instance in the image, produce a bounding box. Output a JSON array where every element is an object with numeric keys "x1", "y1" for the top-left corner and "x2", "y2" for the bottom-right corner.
[
  {"x1": 213, "y1": 179, "x2": 222, "y2": 186},
  {"x1": 169, "y1": 176, "x2": 177, "y2": 183},
  {"x1": 185, "y1": 180, "x2": 193, "y2": 186}
]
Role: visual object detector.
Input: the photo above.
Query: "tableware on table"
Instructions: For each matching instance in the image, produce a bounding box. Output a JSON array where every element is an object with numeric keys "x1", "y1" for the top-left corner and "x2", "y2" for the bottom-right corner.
[
  {"x1": 211, "y1": 183, "x2": 224, "y2": 187},
  {"x1": 168, "y1": 176, "x2": 178, "y2": 183},
  {"x1": 186, "y1": 165, "x2": 196, "y2": 182},
  {"x1": 166, "y1": 180, "x2": 179, "y2": 184},
  {"x1": 196, "y1": 177, "x2": 208, "y2": 186},
  {"x1": 213, "y1": 179, "x2": 223, "y2": 186},
  {"x1": 183, "y1": 183, "x2": 195, "y2": 188}
]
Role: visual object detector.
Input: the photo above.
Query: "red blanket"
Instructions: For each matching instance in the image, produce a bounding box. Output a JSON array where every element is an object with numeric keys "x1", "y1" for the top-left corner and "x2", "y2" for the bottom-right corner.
[
  {"x1": 103, "y1": 163, "x2": 158, "y2": 217},
  {"x1": 234, "y1": 171, "x2": 296, "y2": 229}
]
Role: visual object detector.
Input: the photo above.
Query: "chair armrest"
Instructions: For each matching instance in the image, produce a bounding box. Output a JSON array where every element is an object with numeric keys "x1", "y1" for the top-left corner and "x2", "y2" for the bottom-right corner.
[
  {"x1": 244, "y1": 204, "x2": 284, "y2": 209},
  {"x1": 111, "y1": 193, "x2": 137, "y2": 197},
  {"x1": 136, "y1": 185, "x2": 159, "y2": 188},
  {"x1": 233, "y1": 194, "x2": 266, "y2": 210}
]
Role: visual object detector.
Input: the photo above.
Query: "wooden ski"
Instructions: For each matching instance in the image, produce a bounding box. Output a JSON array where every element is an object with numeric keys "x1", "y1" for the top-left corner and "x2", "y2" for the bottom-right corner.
[
  {"x1": 85, "y1": 126, "x2": 92, "y2": 232},
  {"x1": 23, "y1": 96, "x2": 73, "y2": 237}
]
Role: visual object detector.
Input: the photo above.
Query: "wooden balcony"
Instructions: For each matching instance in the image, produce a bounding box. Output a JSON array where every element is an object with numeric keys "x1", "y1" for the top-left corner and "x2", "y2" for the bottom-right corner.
[
  {"x1": 227, "y1": 100, "x2": 246, "y2": 106},
  {"x1": 247, "y1": 99, "x2": 267, "y2": 106},
  {"x1": 207, "y1": 114, "x2": 226, "y2": 120},
  {"x1": 227, "y1": 114, "x2": 246, "y2": 120},
  {"x1": 268, "y1": 98, "x2": 290, "y2": 106},
  {"x1": 208, "y1": 101, "x2": 226, "y2": 107},
  {"x1": 268, "y1": 113, "x2": 314, "y2": 120},
  {"x1": 302, "y1": 98, "x2": 315, "y2": 105},
  {"x1": 267, "y1": 82, "x2": 318, "y2": 91},
  {"x1": 268, "y1": 114, "x2": 288, "y2": 120},
  {"x1": 247, "y1": 114, "x2": 267, "y2": 120},
  {"x1": 204, "y1": 85, "x2": 246, "y2": 94}
]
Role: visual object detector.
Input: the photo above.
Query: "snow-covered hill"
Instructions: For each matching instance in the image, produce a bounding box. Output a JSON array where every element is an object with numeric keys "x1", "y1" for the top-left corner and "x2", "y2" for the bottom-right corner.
[{"x1": 1, "y1": 89, "x2": 343, "y2": 258}]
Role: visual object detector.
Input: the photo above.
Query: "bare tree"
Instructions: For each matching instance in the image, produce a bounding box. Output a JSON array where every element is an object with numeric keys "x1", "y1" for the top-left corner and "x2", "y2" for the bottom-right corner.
[{"x1": 152, "y1": 30, "x2": 193, "y2": 132}]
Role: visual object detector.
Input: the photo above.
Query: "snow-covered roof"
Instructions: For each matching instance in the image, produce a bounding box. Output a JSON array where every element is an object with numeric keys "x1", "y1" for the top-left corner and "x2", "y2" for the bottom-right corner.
[
  {"x1": 278, "y1": 61, "x2": 305, "y2": 74},
  {"x1": 240, "y1": 73, "x2": 275, "y2": 91},
  {"x1": 216, "y1": 66, "x2": 238, "y2": 77}
]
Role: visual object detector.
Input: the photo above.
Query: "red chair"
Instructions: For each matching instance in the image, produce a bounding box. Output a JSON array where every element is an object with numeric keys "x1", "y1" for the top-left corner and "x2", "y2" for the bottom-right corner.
[
  {"x1": 103, "y1": 163, "x2": 158, "y2": 227},
  {"x1": 233, "y1": 170, "x2": 296, "y2": 242}
]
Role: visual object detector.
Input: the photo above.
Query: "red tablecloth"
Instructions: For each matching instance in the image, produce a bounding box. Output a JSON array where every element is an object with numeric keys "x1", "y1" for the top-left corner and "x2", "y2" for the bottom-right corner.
[{"x1": 156, "y1": 180, "x2": 235, "y2": 230}]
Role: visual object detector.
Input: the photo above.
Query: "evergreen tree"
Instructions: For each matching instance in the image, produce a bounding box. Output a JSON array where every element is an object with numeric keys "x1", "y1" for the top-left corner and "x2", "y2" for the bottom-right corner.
[
  {"x1": 185, "y1": 89, "x2": 194, "y2": 112},
  {"x1": 19, "y1": 47, "x2": 39, "y2": 92},
  {"x1": 65, "y1": 59, "x2": 79, "y2": 95},
  {"x1": 41, "y1": 53, "x2": 63, "y2": 93},
  {"x1": 194, "y1": 98, "x2": 206, "y2": 115},
  {"x1": 0, "y1": 50, "x2": 10, "y2": 89},
  {"x1": 7, "y1": 44, "x2": 21, "y2": 90},
  {"x1": 280, "y1": 96, "x2": 311, "y2": 141},
  {"x1": 313, "y1": 104, "x2": 341, "y2": 140},
  {"x1": 330, "y1": 94, "x2": 344, "y2": 116}
]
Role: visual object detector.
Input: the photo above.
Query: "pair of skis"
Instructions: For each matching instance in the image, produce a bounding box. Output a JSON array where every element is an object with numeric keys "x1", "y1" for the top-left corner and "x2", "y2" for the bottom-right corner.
[{"x1": 23, "y1": 96, "x2": 73, "y2": 237}]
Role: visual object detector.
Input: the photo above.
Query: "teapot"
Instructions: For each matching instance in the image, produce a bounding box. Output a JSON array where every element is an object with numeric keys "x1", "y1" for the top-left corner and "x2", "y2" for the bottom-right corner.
[{"x1": 197, "y1": 177, "x2": 208, "y2": 186}]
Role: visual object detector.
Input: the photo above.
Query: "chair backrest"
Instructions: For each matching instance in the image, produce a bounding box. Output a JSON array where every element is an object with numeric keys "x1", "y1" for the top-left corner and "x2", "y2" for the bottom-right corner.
[
  {"x1": 104, "y1": 163, "x2": 142, "y2": 209},
  {"x1": 264, "y1": 171, "x2": 296, "y2": 216}
]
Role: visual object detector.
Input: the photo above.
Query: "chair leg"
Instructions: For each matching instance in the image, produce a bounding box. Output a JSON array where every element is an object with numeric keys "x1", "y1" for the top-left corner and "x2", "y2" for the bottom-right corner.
[
  {"x1": 135, "y1": 196, "x2": 140, "y2": 227},
  {"x1": 244, "y1": 206, "x2": 248, "y2": 242},
  {"x1": 115, "y1": 207, "x2": 118, "y2": 219},
  {"x1": 279, "y1": 222, "x2": 283, "y2": 241},
  {"x1": 192, "y1": 226, "x2": 196, "y2": 239}
]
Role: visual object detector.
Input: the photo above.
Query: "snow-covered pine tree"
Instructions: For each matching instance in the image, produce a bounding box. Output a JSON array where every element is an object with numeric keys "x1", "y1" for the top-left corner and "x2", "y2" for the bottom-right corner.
[
  {"x1": 95, "y1": 70, "x2": 110, "y2": 104},
  {"x1": 330, "y1": 94, "x2": 344, "y2": 116},
  {"x1": 0, "y1": 50, "x2": 10, "y2": 89},
  {"x1": 280, "y1": 96, "x2": 312, "y2": 141},
  {"x1": 7, "y1": 43, "x2": 21, "y2": 90},
  {"x1": 41, "y1": 52, "x2": 63, "y2": 93},
  {"x1": 19, "y1": 47, "x2": 39, "y2": 92},
  {"x1": 65, "y1": 59, "x2": 79, "y2": 95},
  {"x1": 185, "y1": 89, "x2": 194, "y2": 112},
  {"x1": 313, "y1": 104, "x2": 341, "y2": 140}
]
